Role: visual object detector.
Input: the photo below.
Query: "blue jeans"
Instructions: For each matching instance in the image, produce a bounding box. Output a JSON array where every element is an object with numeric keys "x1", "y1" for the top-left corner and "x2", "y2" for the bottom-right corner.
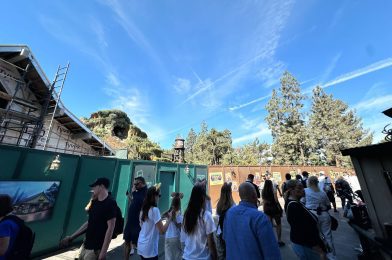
[{"x1": 292, "y1": 243, "x2": 320, "y2": 260}]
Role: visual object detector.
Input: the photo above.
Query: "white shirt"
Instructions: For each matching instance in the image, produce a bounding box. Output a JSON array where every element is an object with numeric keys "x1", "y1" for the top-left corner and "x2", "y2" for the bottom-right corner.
[
  {"x1": 304, "y1": 188, "x2": 330, "y2": 211},
  {"x1": 205, "y1": 200, "x2": 212, "y2": 214},
  {"x1": 165, "y1": 212, "x2": 183, "y2": 239},
  {"x1": 318, "y1": 176, "x2": 332, "y2": 192},
  {"x1": 137, "y1": 207, "x2": 161, "y2": 258},
  {"x1": 182, "y1": 211, "x2": 216, "y2": 260},
  {"x1": 348, "y1": 176, "x2": 361, "y2": 192}
]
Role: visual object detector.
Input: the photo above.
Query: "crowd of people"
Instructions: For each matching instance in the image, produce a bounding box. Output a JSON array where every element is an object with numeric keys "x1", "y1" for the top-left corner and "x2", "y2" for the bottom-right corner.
[{"x1": 0, "y1": 171, "x2": 361, "y2": 260}]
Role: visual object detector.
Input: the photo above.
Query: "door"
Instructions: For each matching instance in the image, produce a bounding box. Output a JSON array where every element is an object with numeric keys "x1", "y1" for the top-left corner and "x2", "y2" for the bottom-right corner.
[{"x1": 159, "y1": 171, "x2": 175, "y2": 212}]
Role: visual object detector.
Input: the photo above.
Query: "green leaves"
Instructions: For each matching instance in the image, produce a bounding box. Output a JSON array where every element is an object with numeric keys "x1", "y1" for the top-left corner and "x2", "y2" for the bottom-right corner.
[
  {"x1": 266, "y1": 71, "x2": 307, "y2": 165},
  {"x1": 308, "y1": 86, "x2": 372, "y2": 167},
  {"x1": 265, "y1": 74, "x2": 372, "y2": 167}
]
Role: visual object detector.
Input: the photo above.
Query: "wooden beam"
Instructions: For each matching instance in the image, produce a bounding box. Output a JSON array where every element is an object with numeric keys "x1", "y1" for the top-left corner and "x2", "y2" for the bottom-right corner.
[
  {"x1": 71, "y1": 132, "x2": 92, "y2": 140},
  {"x1": 0, "y1": 108, "x2": 39, "y2": 122},
  {"x1": 12, "y1": 98, "x2": 39, "y2": 110}
]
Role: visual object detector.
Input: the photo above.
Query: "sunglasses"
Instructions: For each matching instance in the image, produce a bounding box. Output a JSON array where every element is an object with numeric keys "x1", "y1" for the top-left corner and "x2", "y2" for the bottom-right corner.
[{"x1": 134, "y1": 182, "x2": 141, "y2": 186}]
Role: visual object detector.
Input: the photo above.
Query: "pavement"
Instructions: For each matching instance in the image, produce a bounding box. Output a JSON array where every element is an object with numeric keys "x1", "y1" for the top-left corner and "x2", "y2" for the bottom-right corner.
[{"x1": 42, "y1": 197, "x2": 362, "y2": 260}]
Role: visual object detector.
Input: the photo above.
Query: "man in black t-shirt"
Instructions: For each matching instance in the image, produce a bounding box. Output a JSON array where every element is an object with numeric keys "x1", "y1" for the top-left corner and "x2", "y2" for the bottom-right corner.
[
  {"x1": 60, "y1": 177, "x2": 117, "y2": 260},
  {"x1": 246, "y1": 174, "x2": 261, "y2": 199}
]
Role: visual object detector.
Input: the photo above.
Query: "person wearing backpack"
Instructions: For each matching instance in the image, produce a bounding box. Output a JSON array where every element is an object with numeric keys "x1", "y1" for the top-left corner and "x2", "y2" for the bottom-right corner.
[
  {"x1": 60, "y1": 177, "x2": 117, "y2": 260},
  {"x1": 0, "y1": 194, "x2": 34, "y2": 260},
  {"x1": 215, "y1": 182, "x2": 235, "y2": 260}
]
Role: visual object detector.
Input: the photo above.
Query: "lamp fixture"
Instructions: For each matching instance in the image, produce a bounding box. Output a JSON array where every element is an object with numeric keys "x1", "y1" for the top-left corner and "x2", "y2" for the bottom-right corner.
[{"x1": 49, "y1": 155, "x2": 61, "y2": 171}]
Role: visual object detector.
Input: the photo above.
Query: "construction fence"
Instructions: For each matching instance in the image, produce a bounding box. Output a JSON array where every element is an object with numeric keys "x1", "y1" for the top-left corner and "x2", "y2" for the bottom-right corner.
[
  {"x1": 0, "y1": 144, "x2": 207, "y2": 257},
  {"x1": 208, "y1": 165, "x2": 354, "y2": 207}
]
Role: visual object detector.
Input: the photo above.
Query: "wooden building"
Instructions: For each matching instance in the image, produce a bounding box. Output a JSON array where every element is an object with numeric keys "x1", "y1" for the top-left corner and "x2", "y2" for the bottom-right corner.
[{"x1": 0, "y1": 45, "x2": 113, "y2": 156}]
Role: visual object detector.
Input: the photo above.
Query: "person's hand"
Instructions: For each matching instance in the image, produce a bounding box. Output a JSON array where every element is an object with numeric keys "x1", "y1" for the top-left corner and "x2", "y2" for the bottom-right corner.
[
  {"x1": 59, "y1": 236, "x2": 72, "y2": 247},
  {"x1": 131, "y1": 185, "x2": 136, "y2": 193},
  {"x1": 98, "y1": 251, "x2": 106, "y2": 260}
]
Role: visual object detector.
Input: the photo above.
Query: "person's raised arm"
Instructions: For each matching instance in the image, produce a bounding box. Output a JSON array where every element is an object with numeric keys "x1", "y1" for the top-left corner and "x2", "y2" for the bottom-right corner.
[
  {"x1": 98, "y1": 217, "x2": 116, "y2": 260},
  {"x1": 60, "y1": 221, "x2": 88, "y2": 247}
]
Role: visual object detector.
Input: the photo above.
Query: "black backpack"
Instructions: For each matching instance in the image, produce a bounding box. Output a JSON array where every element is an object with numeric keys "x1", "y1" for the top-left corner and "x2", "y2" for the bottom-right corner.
[
  {"x1": 112, "y1": 205, "x2": 124, "y2": 239},
  {"x1": 1, "y1": 215, "x2": 35, "y2": 260}
]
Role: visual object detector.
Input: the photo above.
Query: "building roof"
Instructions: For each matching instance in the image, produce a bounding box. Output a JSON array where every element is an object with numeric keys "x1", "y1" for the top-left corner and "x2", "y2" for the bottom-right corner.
[{"x1": 0, "y1": 45, "x2": 114, "y2": 155}]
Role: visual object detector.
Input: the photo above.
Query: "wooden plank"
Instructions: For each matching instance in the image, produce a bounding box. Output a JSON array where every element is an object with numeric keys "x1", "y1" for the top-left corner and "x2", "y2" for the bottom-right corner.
[
  {"x1": 0, "y1": 108, "x2": 39, "y2": 121},
  {"x1": 12, "y1": 97, "x2": 39, "y2": 110}
]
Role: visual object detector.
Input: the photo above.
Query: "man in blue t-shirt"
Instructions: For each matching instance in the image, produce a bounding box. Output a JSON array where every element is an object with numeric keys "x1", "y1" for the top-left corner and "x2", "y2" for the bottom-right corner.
[
  {"x1": 0, "y1": 195, "x2": 20, "y2": 260},
  {"x1": 223, "y1": 182, "x2": 281, "y2": 260}
]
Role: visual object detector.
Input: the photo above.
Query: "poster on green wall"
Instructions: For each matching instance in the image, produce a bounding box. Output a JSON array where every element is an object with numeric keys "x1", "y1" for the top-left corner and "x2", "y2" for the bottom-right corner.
[
  {"x1": 0, "y1": 181, "x2": 60, "y2": 222},
  {"x1": 134, "y1": 164, "x2": 156, "y2": 187}
]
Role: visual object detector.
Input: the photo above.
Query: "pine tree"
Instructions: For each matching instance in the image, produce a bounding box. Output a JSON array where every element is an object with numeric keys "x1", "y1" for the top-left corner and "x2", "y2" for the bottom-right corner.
[
  {"x1": 309, "y1": 86, "x2": 373, "y2": 167},
  {"x1": 185, "y1": 128, "x2": 197, "y2": 163},
  {"x1": 192, "y1": 121, "x2": 212, "y2": 164},
  {"x1": 265, "y1": 71, "x2": 309, "y2": 165},
  {"x1": 207, "y1": 129, "x2": 232, "y2": 165}
]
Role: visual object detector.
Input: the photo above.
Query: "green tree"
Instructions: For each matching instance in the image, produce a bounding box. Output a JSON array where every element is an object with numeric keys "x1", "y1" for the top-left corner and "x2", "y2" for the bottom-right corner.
[
  {"x1": 309, "y1": 86, "x2": 373, "y2": 167},
  {"x1": 185, "y1": 128, "x2": 197, "y2": 163},
  {"x1": 265, "y1": 71, "x2": 309, "y2": 165},
  {"x1": 235, "y1": 138, "x2": 271, "y2": 165},
  {"x1": 207, "y1": 128, "x2": 232, "y2": 165},
  {"x1": 192, "y1": 121, "x2": 212, "y2": 164}
]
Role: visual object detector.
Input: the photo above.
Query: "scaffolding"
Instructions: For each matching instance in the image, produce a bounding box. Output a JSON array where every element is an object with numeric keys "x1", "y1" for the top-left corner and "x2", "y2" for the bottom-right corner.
[
  {"x1": 0, "y1": 45, "x2": 114, "y2": 156},
  {"x1": 0, "y1": 58, "x2": 69, "y2": 151}
]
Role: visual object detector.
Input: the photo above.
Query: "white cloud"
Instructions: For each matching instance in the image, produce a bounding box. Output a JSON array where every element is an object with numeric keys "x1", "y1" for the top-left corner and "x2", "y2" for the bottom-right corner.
[
  {"x1": 90, "y1": 16, "x2": 108, "y2": 49},
  {"x1": 229, "y1": 94, "x2": 271, "y2": 111},
  {"x1": 321, "y1": 58, "x2": 392, "y2": 88},
  {"x1": 106, "y1": 72, "x2": 120, "y2": 87},
  {"x1": 104, "y1": 87, "x2": 149, "y2": 126},
  {"x1": 320, "y1": 52, "x2": 342, "y2": 84},
  {"x1": 257, "y1": 60, "x2": 286, "y2": 88},
  {"x1": 101, "y1": 0, "x2": 162, "y2": 66},
  {"x1": 354, "y1": 95, "x2": 392, "y2": 112},
  {"x1": 173, "y1": 78, "x2": 192, "y2": 94},
  {"x1": 180, "y1": 0, "x2": 295, "y2": 106},
  {"x1": 232, "y1": 124, "x2": 271, "y2": 144}
]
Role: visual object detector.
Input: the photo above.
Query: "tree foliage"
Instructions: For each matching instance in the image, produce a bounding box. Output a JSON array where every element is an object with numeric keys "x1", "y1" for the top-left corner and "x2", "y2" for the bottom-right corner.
[
  {"x1": 265, "y1": 71, "x2": 308, "y2": 165},
  {"x1": 184, "y1": 123, "x2": 270, "y2": 165},
  {"x1": 308, "y1": 86, "x2": 373, "y2": 167},
  {"x1": 264, "y1": 73, "x2": 372, "y2": 167},
  {"x1": 82, "y1": 109, "x2": 162, "y2": 160}
]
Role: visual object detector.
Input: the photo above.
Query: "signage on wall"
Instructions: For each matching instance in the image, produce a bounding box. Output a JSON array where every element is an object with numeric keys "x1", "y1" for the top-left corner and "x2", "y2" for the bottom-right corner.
[
  {"x1": 209, "y1": 172, "x2": 224, "y2": 185},
  {"x1": 0, "y1": 181, "x2": 61, "y2": 222}
]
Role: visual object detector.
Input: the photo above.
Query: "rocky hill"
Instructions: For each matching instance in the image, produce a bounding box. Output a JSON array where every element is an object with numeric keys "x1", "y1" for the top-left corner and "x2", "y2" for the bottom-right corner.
[{"x1": 81, "y1": 110, "x2": 162, "y2": 159}]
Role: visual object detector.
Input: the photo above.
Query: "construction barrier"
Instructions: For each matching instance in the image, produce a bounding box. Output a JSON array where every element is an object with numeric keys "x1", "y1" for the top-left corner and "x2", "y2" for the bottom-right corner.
[
  {"x1": 0, "y1": 144, "x2": 207, "y2": 257},
  {"x1": 208, "y1": 165, "x2": 354, "y2": 207}
]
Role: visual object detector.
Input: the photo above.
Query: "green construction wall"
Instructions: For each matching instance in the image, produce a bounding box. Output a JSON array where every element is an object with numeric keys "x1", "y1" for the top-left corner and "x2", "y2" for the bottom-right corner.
[{"x1": 0, "y1": 145, "x2": 207, "y2": 257}]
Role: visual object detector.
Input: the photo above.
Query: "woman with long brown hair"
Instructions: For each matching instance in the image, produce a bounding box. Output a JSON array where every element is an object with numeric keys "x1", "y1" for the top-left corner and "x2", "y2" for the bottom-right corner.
[
  {"x1": 163, "y1": 192, "x2": 183, "y2": 260},
  {"x1": 182, "y1": 185, "x2": 217, "y2": 260},
  {"x1": 215, "y1": 182, "x2": 235, "y2": 259},
  {"x1": 137, "y1": 184, "x2": 170, "y2": 260},
  {"x1": 262, "y1": 179, "x2": 285, "y2": 247}
]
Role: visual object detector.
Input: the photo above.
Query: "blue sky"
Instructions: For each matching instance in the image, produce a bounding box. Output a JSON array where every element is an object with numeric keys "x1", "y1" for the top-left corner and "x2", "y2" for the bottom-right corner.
[{"x1": 1, "y1": 0, "x2": 392, "y2": 149}]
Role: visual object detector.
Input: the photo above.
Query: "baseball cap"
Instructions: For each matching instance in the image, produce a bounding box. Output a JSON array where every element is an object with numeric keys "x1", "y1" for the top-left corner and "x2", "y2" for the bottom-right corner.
[{"x1": 89, "y1": 177, "x2": 110, "y2": 189}]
